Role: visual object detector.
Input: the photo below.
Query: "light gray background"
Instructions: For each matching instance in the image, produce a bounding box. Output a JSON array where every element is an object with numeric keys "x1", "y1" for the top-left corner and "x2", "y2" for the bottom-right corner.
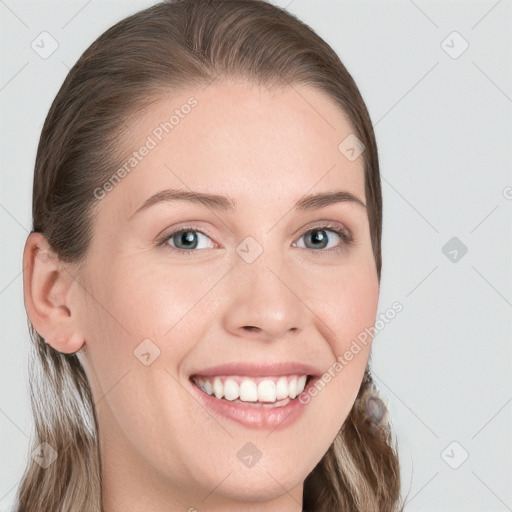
[{"x1": 1, "y1": 1, "x2": 511, "y2": 511}]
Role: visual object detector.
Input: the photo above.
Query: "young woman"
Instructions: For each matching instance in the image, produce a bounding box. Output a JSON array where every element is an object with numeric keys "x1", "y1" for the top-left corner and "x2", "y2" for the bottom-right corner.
[{"x1": 18, "y1": 1, "x2": 402, "y2": 510}]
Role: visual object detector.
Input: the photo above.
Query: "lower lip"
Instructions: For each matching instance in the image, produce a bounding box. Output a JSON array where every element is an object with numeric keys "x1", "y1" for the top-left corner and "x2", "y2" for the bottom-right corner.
[{"x1": 189, "y1": 377, "x2": 314, "y2": 430}]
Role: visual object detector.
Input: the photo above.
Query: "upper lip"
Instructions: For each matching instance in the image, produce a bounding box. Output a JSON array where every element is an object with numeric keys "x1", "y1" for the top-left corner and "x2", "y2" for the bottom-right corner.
[{"x1": 189, "y1": 361, "x2": 323, "y2": 378}]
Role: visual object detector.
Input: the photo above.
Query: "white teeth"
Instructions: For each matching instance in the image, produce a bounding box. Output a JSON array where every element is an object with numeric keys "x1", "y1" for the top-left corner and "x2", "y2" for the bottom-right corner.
[
  {"x1": 213, "y1": 377, "x2": 223, "y2": 399},
  {"x1": 194, "y1": 374, "x2": 309, "y2": 403},
  {"x1": 297, "y1": 375, "x2": 307, "y2": 393},
  {"x1": 239, "y1": 379, "x2": 258, "y2": 401},
  {"x1": 275, "y1": 377, "x2": 289, "y2": 400},
  {"x1": 288, "y1": 377, "x2": 298, "y2": 399},
  {"x1": 223, "y1": 379, "x2": 239, "y2": 401},
  {"x1": 203, "y1": 379, "x2": 213, "y2": 395},
  {"x1": 257, "y1": 380, "x2": 276, "y2": 402}
]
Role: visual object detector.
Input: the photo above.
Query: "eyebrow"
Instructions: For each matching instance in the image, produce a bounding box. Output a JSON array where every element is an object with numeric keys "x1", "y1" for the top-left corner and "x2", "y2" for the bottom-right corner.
[{"x1": 129, "y1": 188, "x2": 366, "y2": 219}]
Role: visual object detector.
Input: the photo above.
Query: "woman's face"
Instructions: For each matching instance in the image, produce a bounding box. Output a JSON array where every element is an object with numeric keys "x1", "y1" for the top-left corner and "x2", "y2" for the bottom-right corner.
[{"x1": 75, "y1": 81, "x2": 379, "y2": 511}]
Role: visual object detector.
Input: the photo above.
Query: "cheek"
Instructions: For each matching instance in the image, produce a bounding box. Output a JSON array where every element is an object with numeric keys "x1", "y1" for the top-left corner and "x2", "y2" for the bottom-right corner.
[
  {"x1": 79, "y1": 256, "x2": 224, "y2": 392},
  {"x1": 89, "y1": 255, "x2": 216, "y2": 339},
  {"x1": 317, "y1": 258, "x2": 379, "y2": 351},
  {"x1": 310, "y1": 259, "x2": 379, "y2": 407}
]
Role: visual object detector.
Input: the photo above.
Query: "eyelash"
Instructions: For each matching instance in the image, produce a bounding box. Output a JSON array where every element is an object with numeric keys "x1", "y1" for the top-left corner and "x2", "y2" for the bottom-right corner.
[{"x1": 156, "y1": 222, "x2": 354, "y2": 256}]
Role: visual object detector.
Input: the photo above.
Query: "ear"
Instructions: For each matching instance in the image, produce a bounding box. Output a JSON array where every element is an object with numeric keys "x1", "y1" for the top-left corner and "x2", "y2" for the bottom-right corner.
[{"x1": 22, "y1": 232, "x2": 85, "y2": 354}]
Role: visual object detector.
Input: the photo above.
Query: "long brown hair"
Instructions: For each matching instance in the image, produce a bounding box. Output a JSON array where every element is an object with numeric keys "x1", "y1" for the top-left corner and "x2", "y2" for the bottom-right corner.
[{"x1": 16, "y1": 1, "x2": 402, "y2": 510}]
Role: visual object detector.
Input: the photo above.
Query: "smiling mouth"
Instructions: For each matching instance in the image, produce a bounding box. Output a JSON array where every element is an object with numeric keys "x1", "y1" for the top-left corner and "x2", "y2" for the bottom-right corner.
[{"x1": 190, "y1": 374, "x2": 312, "y2": 407}]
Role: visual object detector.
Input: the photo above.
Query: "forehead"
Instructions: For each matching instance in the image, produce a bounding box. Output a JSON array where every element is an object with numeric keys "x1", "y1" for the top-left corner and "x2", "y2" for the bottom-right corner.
[{"x1": 106, "y1": 81, "x2": 366, "y2": 218}]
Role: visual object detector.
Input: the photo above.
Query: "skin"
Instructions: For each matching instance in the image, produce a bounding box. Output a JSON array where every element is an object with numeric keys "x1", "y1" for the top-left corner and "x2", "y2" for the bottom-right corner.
[{"x1": 23, "y1": 81, "x2": 379, "y2": 512}]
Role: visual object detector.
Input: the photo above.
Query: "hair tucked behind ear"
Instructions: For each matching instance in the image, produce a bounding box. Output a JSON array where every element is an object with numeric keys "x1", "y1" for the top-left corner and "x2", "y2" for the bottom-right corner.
[{"x1": 16, "y1": 1, "x2": 403, "y2": 510}]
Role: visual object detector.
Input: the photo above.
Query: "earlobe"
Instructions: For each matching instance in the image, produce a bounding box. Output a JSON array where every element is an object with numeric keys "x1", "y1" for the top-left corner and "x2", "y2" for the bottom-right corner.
[{"x1": 22, "y1": 232, "x2": 85, "y2": 354}]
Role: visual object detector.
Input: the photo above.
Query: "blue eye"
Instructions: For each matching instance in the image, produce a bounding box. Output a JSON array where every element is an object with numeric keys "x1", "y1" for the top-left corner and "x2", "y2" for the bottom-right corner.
[
  {"x1": 161, "y1": 228, "x2": 215, "y2": 254},
  {"x1": 294, "y1": 226, "x2": 353, "y2": 252},
  {"x1": 157, "y1": 223, "x2": 353, "y2": 255}
]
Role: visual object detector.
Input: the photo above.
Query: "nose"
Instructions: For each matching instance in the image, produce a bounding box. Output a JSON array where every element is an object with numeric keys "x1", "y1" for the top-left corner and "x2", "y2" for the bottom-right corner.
[{"x1": 222, "y1": 251, "x2": 306, "y2": 342}]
